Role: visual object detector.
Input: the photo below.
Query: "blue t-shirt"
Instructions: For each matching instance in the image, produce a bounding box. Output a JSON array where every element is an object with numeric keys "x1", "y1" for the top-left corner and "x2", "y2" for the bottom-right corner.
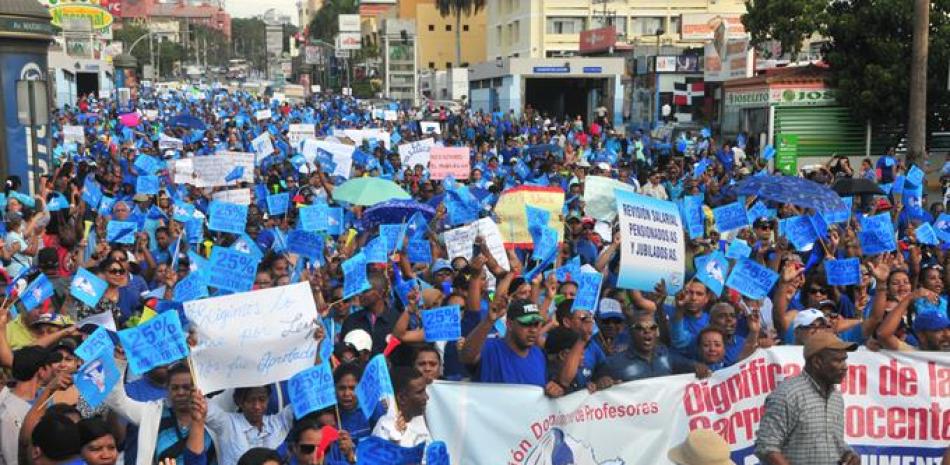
[
  {"x1": 340, "y1": 403, "x2": 385, "y2": 445},
  {"x1": 576, "y1": 343, "x2": 607, "y2": 386},
  {"x1": 478, "y1": 338, "x2": 546, "y2": 387}
]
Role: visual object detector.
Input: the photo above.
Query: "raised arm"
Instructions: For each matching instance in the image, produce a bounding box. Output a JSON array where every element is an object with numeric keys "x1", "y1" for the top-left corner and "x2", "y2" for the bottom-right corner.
[{"x1": 459, "y1": 296, "x2": 507, "y2": 366}]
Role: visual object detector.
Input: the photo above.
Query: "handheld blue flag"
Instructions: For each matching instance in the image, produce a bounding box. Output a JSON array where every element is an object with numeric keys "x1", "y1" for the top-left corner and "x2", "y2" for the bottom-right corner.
[
  {"x1": 106, "y1": 221, "x2": 137, "y2": 245},
  {"x1": 20, "y1": 274, "x2": 54, "y2": 312},
  {"x1": 225, "y1": 166, "x2": 245, "y2": 183},
  {"x1": 571, "y1": 272, "x2": 603, "y2": 312},
  {"x1": 342, "y1": 253, "x2": 370, "y2": 299},
  {"x1": 824, "y1": 258, "x2": 861, "y2": 286},
  {"x1": 70, "y1": 268, "x2": 108, "y2": 308},
  {"x1": 355, "y1": 354, "x2": 394, "y2": 419},
  {"x1": 725, "y1": 258, "x2": 778, "y2": 300},
  {"x1": 74, "y1": 326, "x2": 115, "y2": 362},
  {"x1": 73, "y1": 351, "x2": 120, "y2": 408},
  {"x1": 695, "y1": 252, "x2": 730, "y2": 296}
]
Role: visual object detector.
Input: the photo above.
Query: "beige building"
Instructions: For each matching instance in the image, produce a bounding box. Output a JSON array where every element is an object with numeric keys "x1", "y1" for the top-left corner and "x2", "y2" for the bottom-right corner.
[
  {"x1": 396, "y1": 0, "x2": 486, "y2": 70},
  {"x1": 487, "y1": 0, "x2": 746, "y2": 59}
]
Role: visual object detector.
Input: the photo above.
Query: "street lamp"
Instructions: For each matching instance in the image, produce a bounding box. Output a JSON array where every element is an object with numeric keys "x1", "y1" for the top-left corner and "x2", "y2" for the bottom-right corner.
[
  {"x1": 653, "y1": 28, "x2": 665, "y2": 129},
  {"x1": 655, "y1": 28, "x2": 664, "y2": 57}
]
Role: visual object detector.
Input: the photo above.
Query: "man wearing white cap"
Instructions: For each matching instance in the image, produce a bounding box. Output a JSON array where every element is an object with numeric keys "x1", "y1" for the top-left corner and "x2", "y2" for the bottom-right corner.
[
  {"x1": 786, "y1": 308, "x2": 833, "y2": 345},
  {"x1": 755, "y1": 332, "x2": 859, "y2": 465}
]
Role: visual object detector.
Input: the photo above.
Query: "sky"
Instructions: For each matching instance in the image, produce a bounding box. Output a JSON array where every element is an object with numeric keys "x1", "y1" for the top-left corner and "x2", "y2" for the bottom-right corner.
[{"x1": 225, "y1": 0, "x2": 298, "y2": 25}]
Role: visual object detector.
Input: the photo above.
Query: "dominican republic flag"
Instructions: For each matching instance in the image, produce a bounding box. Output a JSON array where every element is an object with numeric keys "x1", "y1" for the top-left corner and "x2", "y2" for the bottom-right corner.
[{"x1": 674, "y1": 81, "x2": 705, "y2": 106}]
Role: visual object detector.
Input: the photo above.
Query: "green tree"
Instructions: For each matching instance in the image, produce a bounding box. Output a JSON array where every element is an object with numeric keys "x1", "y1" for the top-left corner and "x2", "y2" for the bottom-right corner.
[
  {"x1": 743, "y1": 0, "x2": 950, "y2": 136},
  {"x1": 231, "y1": 18, "x2": 268, "y2": 73},
  {"x1": 307, "y1": 0, "x2": 358, "y2": 44},
  {"x1": 436, "y1": 0, "x2": 485, "y2": 67},
  {"x1": 113, "y1": 24, "x2": 150, "y2": 71}
]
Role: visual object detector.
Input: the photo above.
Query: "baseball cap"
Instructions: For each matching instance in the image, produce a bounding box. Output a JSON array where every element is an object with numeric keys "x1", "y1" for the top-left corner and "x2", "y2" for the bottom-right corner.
[
  {"x1": 913, "y1": 311, "x2": 950, "y2": 332},
  {"x1": 507, "y1": 298, "x2": 545, "y2": 324},
  {"x1": 432, "y1": 259, "x2": 453, "y2": 273},
  {"x1": 566, "y1": 211, "x2": 583, "y2": 223},
  {"x1": 752, "y1": 217, "x2": 771, "y2": 228},
  {"x1": 12, "y1": 346, "x2": 56, "y2": 381},
  {"x1": 803, "y1": 332, "x2": 857, "y2": 359},
  {"x1": 596, "y1": 162, "x2": 610, "y2": 171},
  {"x1": 30, "y1": 313, "x2": 73, "y2": 328},
  {"x1": 597, "y1": 298, "x2": 624, "y2": 320},
  {"x1": 133, "y1": 193, "x2": 150, "y2": 202},
  {"x1": 792, "y1": 308, "x2": 826, "y2": 331},
  {"x1": 343, "y1": 329, "x2": 372, "y2": 353}
]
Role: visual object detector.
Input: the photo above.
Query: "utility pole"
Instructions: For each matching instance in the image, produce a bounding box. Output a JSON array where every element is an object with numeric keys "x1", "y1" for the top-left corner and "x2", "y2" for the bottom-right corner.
[{"x1": 907, "y1": 0, "x2": 929, "y2": 166}]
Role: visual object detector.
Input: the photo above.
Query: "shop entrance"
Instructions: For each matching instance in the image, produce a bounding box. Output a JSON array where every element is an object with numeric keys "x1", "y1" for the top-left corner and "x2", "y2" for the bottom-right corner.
[
  {"x1": 524, "y1": 77, "x2": 609, "y2": 124},
  {"x1": 76, "y1": 72, "x2": 98, "y2": 99}
]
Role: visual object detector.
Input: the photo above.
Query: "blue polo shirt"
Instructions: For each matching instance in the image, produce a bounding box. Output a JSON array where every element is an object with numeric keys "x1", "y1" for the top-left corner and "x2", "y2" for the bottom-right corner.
[{"x1": 478, "y1": 338, "x2": 546, "y2": 387}]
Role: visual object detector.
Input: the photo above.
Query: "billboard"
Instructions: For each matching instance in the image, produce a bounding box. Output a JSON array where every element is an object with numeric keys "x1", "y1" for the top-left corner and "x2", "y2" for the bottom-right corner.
[
  {"x1": 680, "y1": 14, "x2": 746, "y2": 41},
  {"x1": 579, "y1": 26, "x2": 617, "y2": 54},
  {"x1": 338, "y1": 14, "x2": 360, "y2": 32},
  {"x1": 338, "y1": 31, "x2": 362, "y2": 50}
]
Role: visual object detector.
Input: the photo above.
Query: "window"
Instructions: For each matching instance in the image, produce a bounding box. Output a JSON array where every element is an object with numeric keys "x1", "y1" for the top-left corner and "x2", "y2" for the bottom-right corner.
[
  {"x1": 446, "y1": 62, "x2": 452, "y2": 69},
  {"x1": 496, "y1": 25, "x2": 503, "y2": 45},
  {"x1": 428, "y1": 62, "x2": 435, "y2": 69},
  {"x1": 446, "y1": 24, "x2": 452, "y2": 31},
  {"x1": 463, "y1": 24, "x2": 469, "y2": 32},
  {"x1": 669, "y1": 16, "x2": 681, "y2": 35},
  {"x1": 631, "y1": 17, "x2": 664, "y2": 36},
  {"x1": 590, "y1": 16, "x2": 626, "y2": 36},
  {"x1": 545, "y1": 17, "x2": 584, "y2": 34},
  {"x1": 513, "y1": 20, "x2": 520, "y2": 42},
  {"x1": 428, "y1": 24, "x2": 434, "y2": 31}
]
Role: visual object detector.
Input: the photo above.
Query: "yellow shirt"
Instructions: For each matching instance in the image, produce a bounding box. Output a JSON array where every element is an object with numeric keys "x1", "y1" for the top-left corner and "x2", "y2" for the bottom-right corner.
[{"x1": 5, "y1": 315, "x2": 36, "y2": 350}]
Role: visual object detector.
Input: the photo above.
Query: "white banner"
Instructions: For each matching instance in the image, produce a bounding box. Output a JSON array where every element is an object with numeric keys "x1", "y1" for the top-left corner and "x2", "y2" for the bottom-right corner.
[
  {"x1": 420, "y1": 121, "x2": 441, "y2": 135},
  {"x1": 399, "y1": 138, "x2": 435, "y2": 168},
  {"x1": 342, "y1": 128, "x2": 392, "y2": 150},
  {"x1": 63, "y1": 125, "x2": 84, "y2": 144},
  {"x1": 302, "y1": 139, "x2": 354, "y2": 179},
  {"x1": 158, "y1": 134, "x2": 184, "y2": 150},
  {"x1": 440, "y1": 218, "x2": 510, "y2": 271},
  {"x1": 255, "y1": 109, "x2": 272, "y2": 120},
  {"x1": 252, "y1": 133, "x2": 275, "y2": 159},
  {"x1": 172, "y1": 152, "x2": 255, "y2": 187},
  {"x1": 427, "y1": 347, "x2": 950, "y2": 465},
  {"x1": 184, "y1": 283, "x2": 319, "y2": 393}
]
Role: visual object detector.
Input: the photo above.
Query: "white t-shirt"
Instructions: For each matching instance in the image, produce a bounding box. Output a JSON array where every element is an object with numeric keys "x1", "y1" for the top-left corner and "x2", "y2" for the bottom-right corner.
[
  {"x1": 0, "y1": 387, "x2": 31, "y2": 465},
  {"x1": 371, "y1": 413, "x2": 430, "y2": 448}
]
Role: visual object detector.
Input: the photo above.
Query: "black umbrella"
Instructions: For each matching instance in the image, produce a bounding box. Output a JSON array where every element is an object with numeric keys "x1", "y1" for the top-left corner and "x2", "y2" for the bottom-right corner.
[{"x1": 832, "y1": 178, "x2": 884, "y2": 196}]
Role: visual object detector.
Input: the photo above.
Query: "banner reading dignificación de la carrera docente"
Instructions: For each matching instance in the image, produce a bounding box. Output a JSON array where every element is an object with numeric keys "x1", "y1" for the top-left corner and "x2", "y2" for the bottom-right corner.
[{"x1": 426, "y1": 347, "x2": 950, "y2": 465}]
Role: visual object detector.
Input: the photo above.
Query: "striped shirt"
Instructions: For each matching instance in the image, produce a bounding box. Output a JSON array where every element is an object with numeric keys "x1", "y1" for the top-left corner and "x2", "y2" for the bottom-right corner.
[{"x1": 755, "y1": 372, "x2": 853, "y2": 465}]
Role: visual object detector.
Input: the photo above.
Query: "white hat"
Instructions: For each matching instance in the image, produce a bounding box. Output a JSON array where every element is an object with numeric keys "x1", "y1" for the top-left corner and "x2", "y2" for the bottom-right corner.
[
  {"x1": 343, "y1": 329, "x2": 372, "y2": 352},
  {"x1": 597, "y1": 162, "x2": 611, "y2": 171},
  {"x1": 597, "y1": 298, "x2": 624, "y2": 320},
  {"x1": 667, "y1": 429, "x2": 736, "y2": 465},
  {"x1": 792, "y1": 308, "x2": 826, "y2": 331}
]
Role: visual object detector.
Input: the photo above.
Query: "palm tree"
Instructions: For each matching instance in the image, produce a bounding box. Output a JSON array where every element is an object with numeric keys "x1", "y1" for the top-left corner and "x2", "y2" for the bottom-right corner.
[{"x1": 436, "y1": 0, "x2": 485, "y2": 68}]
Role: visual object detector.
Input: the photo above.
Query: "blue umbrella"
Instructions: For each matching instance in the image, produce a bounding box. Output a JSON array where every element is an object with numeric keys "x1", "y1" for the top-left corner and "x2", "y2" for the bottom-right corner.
[
  {"x1": 360, "y1": 199, "x2": 435, "y2": 229},
  {"x1": 734, "y1": 175, "x2": 846, "y2": 212},
  {"x1": 169, "y1": 113, "x2": 207, "y2": 131}
]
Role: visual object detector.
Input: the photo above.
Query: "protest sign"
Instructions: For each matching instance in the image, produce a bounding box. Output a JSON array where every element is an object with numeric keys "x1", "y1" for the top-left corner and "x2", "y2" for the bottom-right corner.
[
  {"x1": 74, "y1": 326, "x2": 115, "y2": 362},
  {"x1": 211, "y1": 188, "x2": 252, "y2": 206},
  {"x1": 407, "y1": 239, "x2": 432, "y2": 264},
  {"x1": 915, "y1": 222, "x2": 939, "y2": 245},
  {"x1": 571, "y1": 272, "x2": 603, "y2": 312},
  {"x1": 615, "y1": 190, "x2": 685, "y2": 293},
  {"x1": 327, "y1": 207, "x2": 344, "y2": 236},
  {"x1": 725, "y1": 258, "x2": 779, "y2": 299},
  {"x1": 208, "y1": 200, "x2": 248, "y2": 234},
  {"x1": 583, "y1": 176, "x2": 639, "y2": 223},
  {"x1": 384, "y1": 110, "x2": 398, "y2": 121},
  {"x1": 859, "y1": 214, "x2": 897, "y2": 255},
  {"x1": 443, "y1": 224, "x2": 477, "y2": 262},
  {"x1": 906, "y1": 165, "x2": 925, "y2": 186},
  {"x1": 725, "y1": 239, "x2": 751, "y2": 260},
  {"x1": 298, "y1": 205, "x2": 328, "y2": 231},
  {"x1": 158, "y1": 134, "x2": 184, "y2": 150},
  {"x1": 364, "y1": 237, "x2": 389, "y2": 264},
  {"x1": 532, "y1": 226, "x2": 558, "y2": 262},
  {"x1": 173, "y1": 152, "x2": 255, "y2": 187},
  {"x1": 712, "y1": 202, "x2": 749, "y2": 233},
  {"x1": 63, "y1": 125, "x2": 84, "y2": 144},
  {"x1": 379, "y1": 224, "x2": 407, "y2": 253},
  {"x1": 302, "y1": 140, "x2": 354, "y2": 178},
  {"x1": 70, "y1": 268, "x2": 107, "y2": 309},
  {"x1": 784, "y1": 215, "x2": 818, "y2": 251},
  {"x1": 134, "y1": 155, "x2": 161, "y2": 175},
  {"x1": 681, "y1": 195, "x2": 705, "y2": 239},
  {"x1": 420, "y1": 121, "x2": 441, "y2": 134},
  {"x1": 474, "y1": 218, "x2": 511, "y2": 271},
  {"x1": 398, "y1": 138, "x2": 435, "y2": 168},
  {"x1": 342, "y1": 253, "x2": 370, "y2": 299},
  {"x1": 135, "y1": 175, "x2": 161, "y2": 195},
  {"x1": 266, "y1": 192, "x2": 290, "y2": 215},
  {"x1": 342, "y1": 128, "x2": 392, "y2": 150},
  {"x1": 174, "y1": 272, "x2": 209, "y2": 302},
  {"x1": 288, "y1": 124, "x2": 316, "y2": 148},
  {"x1": 185, "y1": 283, "x2": 320, "y2": 392},
  {"x1": 117, "y1": 310, "x2": 189, "y2": 375},
  {"x1": 106, "y1": 221, "x2": 137, "y2": 244},
  {"x1": 825, "y1": 258, "x2": 861, "y2": 286},
  {"x1": 288, "y1": 362, "x2": 336, "y2": 418},
  {"x1": 525, "y1": 204, "x2": 551, "y2": 245},
  {"x1": 252, "y1": 133, "x2": 274, "y2": 159},
  {"x1": 427, "y1": 348, "x2": 950, "y2": 465},
  {"x1": 287, "y1": 230, "x2": 324, "y2": 259},
  {"x1": 355, "y1": 355, "x2": 394, "y2": 418},
  {"x1": 208, "y1": 247, "x2": 260, "y2": 292},
  {"x1": 496, "y1": 185, "x2": 565, "y2": 248},
  {"x1": 73, "y1": 351, "x2": 120, "y2": 408},
  {"x1": 429, "y1": 147, "x2": 470, "y2": 180},
  {"x1": 421, "y1": 305, "x2": 462, "y2": 342},
  {"x1": 254, "y1": 109, "x2": 271, "y2": 120},
  {"x1": 356, "y1": 437, "x2": 425, "y2": 465}
]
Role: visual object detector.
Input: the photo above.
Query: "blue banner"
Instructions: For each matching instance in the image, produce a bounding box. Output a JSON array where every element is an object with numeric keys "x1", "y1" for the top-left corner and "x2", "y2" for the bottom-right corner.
[
  {"x1": 288, "y1": 362, "x2": 337, "y2": 419},
  {"x1": 421, "y1": 305, "x2": 462, "y2": 342},
  {"x1": 712, "y1": 202, "x2": 749, "y2": 233},
  {"x1": 355, "y1": 355, "x2": 394, "y2": 419},
  {"x1": 208, "y1": 247, "x2": 260, "y2": 292},
  {"x1": 117, "y1": 310, "x2": 189, "y2": 375},
  {"x1": 208, "y1": 200, "x2": 248, "y2": 235},
  {"x1": 725, "y1": 258, "x2": 778, "y2": 300},
  {"x1": 824, "y1": 258, "x2": 861, "y2": 286}
]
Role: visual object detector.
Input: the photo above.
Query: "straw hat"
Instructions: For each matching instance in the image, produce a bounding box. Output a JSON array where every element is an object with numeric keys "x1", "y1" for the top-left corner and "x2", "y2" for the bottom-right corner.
[{"x1": 667, "y1": 429, "x2": 736, "y2": 465}]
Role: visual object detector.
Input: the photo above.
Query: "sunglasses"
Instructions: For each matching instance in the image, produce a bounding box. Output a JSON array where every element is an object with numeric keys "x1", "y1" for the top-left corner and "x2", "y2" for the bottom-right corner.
[
  {"x1": 107, "y1": 268, "x2": 124, "y2": 276},
  {"x1": 515, "y1": 320, "x2": 543, "y2": 328},
  {"x1": 298, "y1": 444, "x2": 317, "y2": 454},
  {"x1": 756, "y1": 224, "x2": 772, "y2": 230},
  {"x1": 631, "y1": 324, "x2": 658, "y2": 332},
  {"x1": 807, "y1": 287, "x2": 828, "y2": 295}
]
